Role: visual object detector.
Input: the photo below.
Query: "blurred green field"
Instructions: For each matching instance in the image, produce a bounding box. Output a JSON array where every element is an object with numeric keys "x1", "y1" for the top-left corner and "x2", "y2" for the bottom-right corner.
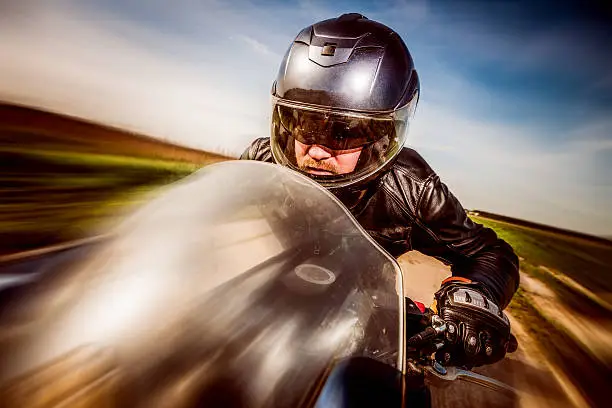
[
  {"x1": 0, "y1": 146, "x2": 209, "y2": 255},
  {"x1": 0, "y1": 103, "x2": 230, "y2": 256},
  {"x1": 471, "y1": 215, "x2": 612, "y2": 309}
]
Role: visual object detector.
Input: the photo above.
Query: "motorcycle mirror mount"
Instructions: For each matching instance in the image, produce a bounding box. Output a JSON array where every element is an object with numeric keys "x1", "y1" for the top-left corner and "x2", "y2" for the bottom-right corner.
[
  {"x1": 406, "y1": 314, "x2": 447, "y2": 347},
  {"x1": 423, "y1": 362, "x2": 519, "y2": 398}
]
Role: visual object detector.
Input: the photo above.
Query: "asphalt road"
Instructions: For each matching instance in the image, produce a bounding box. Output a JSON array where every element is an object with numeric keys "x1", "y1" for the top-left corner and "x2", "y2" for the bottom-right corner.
[
  {"x1": 0, "y1": 243, "x2": 100, "y2": 292},
  {"x1": 0, "y1": 245, "x2": 574, "y2": 407}
]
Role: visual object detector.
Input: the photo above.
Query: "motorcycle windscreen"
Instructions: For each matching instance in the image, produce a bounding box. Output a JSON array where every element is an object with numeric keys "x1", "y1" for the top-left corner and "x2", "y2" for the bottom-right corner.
[{"x1": 0, "y1": 161, "x2": 405, "y2": 408}]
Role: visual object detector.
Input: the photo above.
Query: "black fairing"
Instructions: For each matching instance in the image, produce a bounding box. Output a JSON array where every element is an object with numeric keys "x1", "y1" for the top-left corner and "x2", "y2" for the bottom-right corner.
[
  {"x1": 310, "y1": 298, "x2": 431, "y2": 408},
  {"x1": 314, "y1": 357, "x2": 402, "y2": 407},
  {"x1": 314, "y1": 356, "x2": 431, "y2": 408}
]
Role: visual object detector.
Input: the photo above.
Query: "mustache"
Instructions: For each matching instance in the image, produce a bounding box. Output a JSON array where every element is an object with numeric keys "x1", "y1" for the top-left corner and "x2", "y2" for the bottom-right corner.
[{"x1": 298, "y1": 157, "x2": 340, "y2": 174}]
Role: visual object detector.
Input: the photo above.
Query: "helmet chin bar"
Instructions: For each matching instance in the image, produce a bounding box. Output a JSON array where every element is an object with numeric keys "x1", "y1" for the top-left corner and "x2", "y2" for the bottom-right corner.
[
  {"x1": 270, "y1": 128, "x2": 403, "y2": 214},
  {"x1": 328, "y1": 154, "x2": 399, "y2": 214}
]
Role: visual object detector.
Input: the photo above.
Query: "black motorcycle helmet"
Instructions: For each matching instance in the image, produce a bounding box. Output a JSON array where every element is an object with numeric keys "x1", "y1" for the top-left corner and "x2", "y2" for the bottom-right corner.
[{"x1": 270, "y1": 13, "x2": 419, "y2": 210}]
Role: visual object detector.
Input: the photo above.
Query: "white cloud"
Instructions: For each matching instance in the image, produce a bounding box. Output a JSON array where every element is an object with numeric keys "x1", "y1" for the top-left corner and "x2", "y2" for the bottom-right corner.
[
  {"x1": 565, "y1": 119, "x2": 612, "y2": 154},
  {"x1": 0, "y1": 1, "x2": 272, "y2": 157},
  {"x1": 234, "y1": 35, "x2": 281, "y2": 59},
  {"x1": 408, "y1": 100, "x2": 612, "y2": 234}
]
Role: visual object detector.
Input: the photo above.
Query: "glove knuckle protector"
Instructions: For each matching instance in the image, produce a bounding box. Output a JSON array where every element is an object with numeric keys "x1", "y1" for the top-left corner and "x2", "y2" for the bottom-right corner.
[{"x1": 435, "y1": 280, "x2": 513, "y2": 367}]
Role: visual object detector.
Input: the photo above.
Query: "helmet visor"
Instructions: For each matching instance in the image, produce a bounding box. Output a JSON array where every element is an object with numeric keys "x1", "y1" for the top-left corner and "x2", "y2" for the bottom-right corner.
[{"x1": 270, "y1": 97, "x2": 415, "y2": 188}]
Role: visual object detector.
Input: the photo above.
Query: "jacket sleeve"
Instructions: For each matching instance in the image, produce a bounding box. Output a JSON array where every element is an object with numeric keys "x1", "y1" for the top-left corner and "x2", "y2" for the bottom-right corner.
[
  {"x1": 410, "y1": 174, "x2": 519, "y2": 309},
  {"x1": 240, "y1": 138, "x2": 264, "y2": 160}
]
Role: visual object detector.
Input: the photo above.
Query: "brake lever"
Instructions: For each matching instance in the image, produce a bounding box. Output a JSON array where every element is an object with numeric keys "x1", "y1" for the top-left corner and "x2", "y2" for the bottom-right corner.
[{"x1": 423, "y1": 363, "x2": 518, "y2": 398}]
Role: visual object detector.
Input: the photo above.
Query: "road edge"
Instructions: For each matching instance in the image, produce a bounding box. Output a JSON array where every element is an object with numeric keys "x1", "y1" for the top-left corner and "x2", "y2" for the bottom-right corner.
[{"x1": 0, "y1": 235, "x2": 109, "y2": 264}]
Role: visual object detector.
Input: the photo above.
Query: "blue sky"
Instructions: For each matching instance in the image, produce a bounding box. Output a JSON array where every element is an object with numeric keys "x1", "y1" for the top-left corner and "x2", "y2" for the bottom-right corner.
[{"x1": 0, "y1": 0, "x2": 610, "y2": 235}]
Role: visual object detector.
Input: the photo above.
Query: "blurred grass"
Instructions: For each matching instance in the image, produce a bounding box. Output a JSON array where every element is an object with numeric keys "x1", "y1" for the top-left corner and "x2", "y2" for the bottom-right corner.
[
  {"x1": 0, "y1": 103, "x2": 232, "y2": 256},
  {"x1": 2, "y1": 146, "x2": 203, "y2": 170},
  {"x1": 0, "y1": 145, "x2": 220, "y2": 255},
  {"x1": 471, "y1": 215, "x2": 612, "y2": 302}
]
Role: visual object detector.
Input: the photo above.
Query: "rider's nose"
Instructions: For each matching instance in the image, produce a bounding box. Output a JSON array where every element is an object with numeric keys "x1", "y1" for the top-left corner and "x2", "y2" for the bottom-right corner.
[{"x1": 307, "y1": 145, "x2": 332, "y2": 160}]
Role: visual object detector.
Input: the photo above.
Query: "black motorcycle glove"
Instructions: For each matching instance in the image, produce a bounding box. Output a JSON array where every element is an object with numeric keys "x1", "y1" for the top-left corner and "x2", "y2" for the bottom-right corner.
[{"x1": 434, "y1": 277, "x2": 517, "y2": 368}]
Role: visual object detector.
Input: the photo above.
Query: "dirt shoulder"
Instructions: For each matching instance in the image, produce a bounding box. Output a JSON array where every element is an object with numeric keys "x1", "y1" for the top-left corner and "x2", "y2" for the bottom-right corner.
[{"x1": 397, "y1": 251, "x2": 577, "y2": 408}]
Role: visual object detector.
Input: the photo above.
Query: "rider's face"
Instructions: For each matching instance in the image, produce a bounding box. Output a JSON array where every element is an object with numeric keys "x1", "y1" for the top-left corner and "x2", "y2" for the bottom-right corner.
[{"x1": 294, "y1": 139, "x2": 363, "y2": 176}]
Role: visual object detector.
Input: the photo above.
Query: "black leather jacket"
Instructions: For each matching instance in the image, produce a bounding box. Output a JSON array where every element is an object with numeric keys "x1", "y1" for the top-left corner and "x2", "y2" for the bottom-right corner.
[{"x1": 241, "y1": 138, "x2": 519, "y2": 308}]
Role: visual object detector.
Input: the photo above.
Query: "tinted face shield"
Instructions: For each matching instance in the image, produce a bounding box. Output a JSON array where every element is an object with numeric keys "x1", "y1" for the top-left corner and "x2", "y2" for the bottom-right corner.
[{"x1": 270, "y1": 96, "x2": 417, "y2": 189}]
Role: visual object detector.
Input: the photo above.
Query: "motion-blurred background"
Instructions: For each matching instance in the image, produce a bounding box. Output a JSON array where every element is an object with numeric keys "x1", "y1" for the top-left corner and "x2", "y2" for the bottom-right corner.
[{"x1": 0, "y1": 0, "x2": 610, "y2": 406}]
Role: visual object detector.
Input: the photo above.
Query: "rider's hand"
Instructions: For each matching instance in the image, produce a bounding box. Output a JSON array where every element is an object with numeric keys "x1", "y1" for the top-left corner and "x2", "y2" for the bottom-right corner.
[{"x1": 434, "y1": 277, "x2": 517, "y2": 368}]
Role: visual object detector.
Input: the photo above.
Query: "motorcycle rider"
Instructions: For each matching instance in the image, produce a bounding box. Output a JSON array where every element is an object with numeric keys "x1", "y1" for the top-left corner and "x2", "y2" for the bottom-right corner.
[{"x1": 241, "y1": 14, "x2": 519, "y2": 372}]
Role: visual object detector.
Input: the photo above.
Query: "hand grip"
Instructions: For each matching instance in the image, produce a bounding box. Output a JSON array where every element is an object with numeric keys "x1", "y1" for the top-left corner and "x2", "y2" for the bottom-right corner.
[
  {"x1": 407, "y1": 327, "x2": 438, "y2": 347},
  {"x1": 506, "y1": 333, "x2": 518, "y2": 353}
]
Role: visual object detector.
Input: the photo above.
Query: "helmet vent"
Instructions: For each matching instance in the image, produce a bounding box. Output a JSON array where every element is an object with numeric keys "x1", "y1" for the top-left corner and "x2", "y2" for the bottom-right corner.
[
  {"x1": 321, "y1": 43, "x2": 337, "y2": 56},
  {"x1": 338, "y1": 13, "x2": 367, "y2": 22}
]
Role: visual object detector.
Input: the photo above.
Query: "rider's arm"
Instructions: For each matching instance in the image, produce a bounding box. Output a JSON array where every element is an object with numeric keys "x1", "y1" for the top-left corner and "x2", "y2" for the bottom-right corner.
[
  {"x1": 240, "y1": 138, "x2": 269, "y2": 160},
  {"x1": 410, "y1": 174, "x2": 519, "y2": 309}
]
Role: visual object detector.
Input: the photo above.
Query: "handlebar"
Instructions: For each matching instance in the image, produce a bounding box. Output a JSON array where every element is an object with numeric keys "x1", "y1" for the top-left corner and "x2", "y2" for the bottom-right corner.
[{"x1": 423, "y1": 364, "x2": 518, "y2": 397}]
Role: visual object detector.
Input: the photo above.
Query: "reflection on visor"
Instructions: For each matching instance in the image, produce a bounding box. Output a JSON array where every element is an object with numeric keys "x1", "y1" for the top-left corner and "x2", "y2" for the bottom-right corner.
[
  {"x1": 271, "y1": 98, "x2": 413, "y2": 188},
  {"x1": 276, "y1": 104, "x2": 395, "y2": 150}
]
